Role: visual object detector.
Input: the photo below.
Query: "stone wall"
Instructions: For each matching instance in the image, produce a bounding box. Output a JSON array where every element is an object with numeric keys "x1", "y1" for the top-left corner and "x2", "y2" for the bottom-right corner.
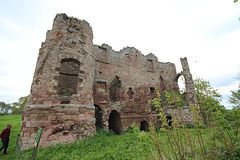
[
  {"x1": 21, "y1": 104, "x2": 95, "y2": 150},
  {"x1": 21, "y1": 13, "x2": 96, "y2": 149},
  {"x1": 21, "y1": 13, "x2": 198, "y2": 149}
]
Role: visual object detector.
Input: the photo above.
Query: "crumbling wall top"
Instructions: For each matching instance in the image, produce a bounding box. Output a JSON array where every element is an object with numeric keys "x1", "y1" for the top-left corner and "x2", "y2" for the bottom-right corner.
[{"x1": 52, "y1": 13, "x2": 93, "y2": 39}]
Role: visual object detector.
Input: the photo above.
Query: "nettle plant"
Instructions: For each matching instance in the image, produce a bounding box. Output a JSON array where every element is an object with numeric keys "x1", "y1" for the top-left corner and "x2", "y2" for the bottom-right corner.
[{"x1": 133, "y1": 83, "x2": 240, "y2": 160}]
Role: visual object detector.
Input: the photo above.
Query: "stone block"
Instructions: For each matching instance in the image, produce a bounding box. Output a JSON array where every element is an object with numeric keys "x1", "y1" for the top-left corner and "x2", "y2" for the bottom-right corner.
[
  {"x1": 74, "y1": 120, "x2": 83, "y2": 125},
  {"x1": 79, "y1": 114, "x2": 85, "y2": 120},
  {"x1": 48, "y1": 135, "x2": 58, "y2": 141},
  {"x1": 85, "y1": 113, "x2": 94, "y2": 119},
  {"x1": 44, "y1": 101, "x2": 52, "y2": 105},
  {"x1": 48, "y1": 115, "x2": 57, "y2": 121},
  {"x1": 28, "y1": 138, "x2": 35, "y2": 144},
  {"x1": 26, "y1": 121, "x2": 31, "y2": 128},
  {"x1": 63, "y1": 115, "x2": 78, "y2": 120}
]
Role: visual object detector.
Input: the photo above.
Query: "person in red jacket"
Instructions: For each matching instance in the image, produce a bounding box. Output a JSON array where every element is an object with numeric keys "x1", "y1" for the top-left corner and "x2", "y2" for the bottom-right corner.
[{"x1": 0, "y1": 124, "x2": 11, "y2": 154}]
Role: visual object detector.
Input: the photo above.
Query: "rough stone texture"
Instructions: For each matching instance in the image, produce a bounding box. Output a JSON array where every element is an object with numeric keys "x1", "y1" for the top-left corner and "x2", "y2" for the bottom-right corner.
[{"x1": 21, "y1": 13, "x2": 198, "y2": 149}]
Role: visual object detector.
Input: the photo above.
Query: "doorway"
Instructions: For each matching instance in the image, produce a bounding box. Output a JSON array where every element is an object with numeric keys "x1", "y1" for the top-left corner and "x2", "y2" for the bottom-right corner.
[{"x1": 108, "y1": 110, "x2": 121, "y2": 134}]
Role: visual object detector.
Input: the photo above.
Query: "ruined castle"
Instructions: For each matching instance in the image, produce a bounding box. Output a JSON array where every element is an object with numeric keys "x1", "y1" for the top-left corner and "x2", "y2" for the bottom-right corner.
[{"x1": 21, "y1": 14, "x2": 198, "y2": 149}]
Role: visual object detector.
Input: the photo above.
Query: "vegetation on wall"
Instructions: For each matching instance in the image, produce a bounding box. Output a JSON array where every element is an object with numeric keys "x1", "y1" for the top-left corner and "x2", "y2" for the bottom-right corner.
[
  {"x1": 151, "y1": 90, "x2": 187, "y2": 111},
  {"x1": 0, "y1": 75, "x2": 239, "y2": 159},
  {"x1": 143, "y1": 78, "x2": 240, "y2": 159}
]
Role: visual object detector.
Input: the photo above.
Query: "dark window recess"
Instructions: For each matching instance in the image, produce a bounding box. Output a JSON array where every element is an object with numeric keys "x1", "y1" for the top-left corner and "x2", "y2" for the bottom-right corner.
[
  {"x1": 166, "y1": 115, "x2": 172, "y2": 127},
  {"x1": 61, "y1": 100, "x2": 70, "y2": 104},
  {"x1": 97, "y1": 48, "x2": 108, "y2": 62},
  {"x1": 150, "y1": 87, "x2": 154, "y2": 93},
  {"x1": 58, "y1": 58, "x2": 80, "y2": 95},
  {"x1": 160, "y1": 76, "x2": 167, "y2": 92},
  {"x1": 109, "y1": 76, "x2": 122, "y2": 102},
  {"x1": 140, "y1": 121, "x2": 149, "y2": 131},
  {"x1": 97, "y1": 81, "x2": 106, "y2": 89},
  {"x1": 147, "y1": 59, "x2": 153, "y2": 71},
  {"x1": 127, "y1": 87, "x2": 134, "y2": 99},
  {"x1": 95, "y1": 105, "x2": 103, "y2": 128}
]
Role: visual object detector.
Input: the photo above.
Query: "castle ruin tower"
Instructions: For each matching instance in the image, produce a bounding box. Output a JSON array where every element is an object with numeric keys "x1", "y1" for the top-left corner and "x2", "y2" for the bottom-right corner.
[
  {"x1": 180, "y1": 57, "x2": 198, "y2": 105},
  {"x1": 21, "y1": 14, "x2": 96, "y2": 149}
]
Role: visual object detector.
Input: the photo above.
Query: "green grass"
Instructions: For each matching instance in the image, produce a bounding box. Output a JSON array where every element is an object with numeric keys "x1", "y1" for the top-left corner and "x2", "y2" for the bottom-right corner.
[
  {"x1": 0, "y1": 114, "x2": 228, "y2": 160},
  {"x1": 0, "y1": 115, "x2": 150, "y2": 160},
  {"x1": 0, "y1": 114, "x2": 22, "y2": 160},
  {"x1": 23, "y1": 129, "x2": 149, "y2": 160}
]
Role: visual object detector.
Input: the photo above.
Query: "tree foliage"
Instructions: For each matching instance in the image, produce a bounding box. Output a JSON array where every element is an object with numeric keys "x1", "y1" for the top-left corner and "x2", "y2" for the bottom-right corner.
[
  {"x1": 11, "y1": 95, "x2": 29, "y2": 114},
  {"x1": 0, "y1": 101, "x2": 11, "y2": 114},
  {"x1": 229, "y1": 89, "x2": 240, "y2": 108},
  {"x1": 227, "y1": 73, "x2": 240, "y2": 135},
  {"x1": 229, "y1": 73, "x2": 240, "y2": 109},
  {"x1": 194, "y1": 78, "x2": 225, "y2": 124}
]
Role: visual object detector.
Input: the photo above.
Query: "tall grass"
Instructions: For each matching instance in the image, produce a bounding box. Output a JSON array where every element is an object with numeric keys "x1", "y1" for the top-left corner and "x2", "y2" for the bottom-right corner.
[
  {"x1": 133, "y1": 87, "x2": 240, "y2": 160},
  {"x1": 0, "y1": 100, "x2": 238, "y2": 160}
]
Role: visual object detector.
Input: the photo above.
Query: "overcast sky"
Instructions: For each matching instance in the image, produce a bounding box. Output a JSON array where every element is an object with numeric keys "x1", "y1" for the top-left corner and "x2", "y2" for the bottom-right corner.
[{"x1": 0, "y1": 0, "x2": 239, "y2": 108}]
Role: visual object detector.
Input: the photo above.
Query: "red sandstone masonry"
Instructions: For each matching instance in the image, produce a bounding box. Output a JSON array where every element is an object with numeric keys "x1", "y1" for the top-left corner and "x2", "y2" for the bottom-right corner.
[{"x1": 21, "y1": 13, "x2": 198, "y2": 149}]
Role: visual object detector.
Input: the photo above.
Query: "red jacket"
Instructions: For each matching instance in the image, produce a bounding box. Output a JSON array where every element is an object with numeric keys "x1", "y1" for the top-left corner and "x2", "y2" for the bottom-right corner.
[{"x1": 0, "y1": 128, "x2": 11, "y2": 140}]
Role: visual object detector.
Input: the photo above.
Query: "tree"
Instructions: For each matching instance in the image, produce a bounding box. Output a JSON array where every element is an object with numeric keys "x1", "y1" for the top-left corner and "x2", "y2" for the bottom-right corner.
[
  {"x1": 11, "y1": 95, "x2": 29, "y2": 114},
  {"x1": 194, "y1": 78, "x2": 225, "y2": 125},
  {"x1": 229, "y1": 73, "x2": 240, "y2": 108},
  {"x1": 229, "y1": 89, "x2": 240, "y2": 108},
  {"x1": 228, "y1": 73, "x2": 240, "y2": 130},
  {"x1": 0, "y1": 101, "x2": 11, "y2": 114}
]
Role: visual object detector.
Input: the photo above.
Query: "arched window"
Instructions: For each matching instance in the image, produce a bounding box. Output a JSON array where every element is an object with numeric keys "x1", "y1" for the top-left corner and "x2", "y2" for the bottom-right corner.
[{"x1": 175, "y1": 74, "x2": 186, "y2": 93}]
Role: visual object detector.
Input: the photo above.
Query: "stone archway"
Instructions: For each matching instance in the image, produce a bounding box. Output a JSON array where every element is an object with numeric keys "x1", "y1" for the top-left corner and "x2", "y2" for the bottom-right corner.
[
  {"x1": 175, "y1": 72, "x2": 185, "y2": 93},
  {"x1": 140, "y1": 121, "x2": 149, "y2": 131},
  {"x1": 95, "y1": 105, "x2": 103, "y2": 129},
  {"x1": 108, "y1": 110, "x2": 121, "y2": 134}
]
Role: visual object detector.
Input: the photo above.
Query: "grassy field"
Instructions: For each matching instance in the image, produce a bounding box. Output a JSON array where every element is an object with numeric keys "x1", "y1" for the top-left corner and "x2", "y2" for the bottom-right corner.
[
  {"x1": 0, "y1": 114, "x2": 22, "y2": 160},
  {"x1": 0, "y1": 114, "x2": 150, "y2": 160},
  {"x1": 0, "y1": 114, "x2": 235, "y2": 160},
  {"x1": 0, "y1": 114, "x2": 213, "y2": 160}
]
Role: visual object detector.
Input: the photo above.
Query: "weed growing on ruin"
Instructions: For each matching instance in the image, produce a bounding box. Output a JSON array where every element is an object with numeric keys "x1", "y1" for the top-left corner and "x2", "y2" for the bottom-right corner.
[{"x1": 134, "y1": 84, "x2": 240, "y2": 160}]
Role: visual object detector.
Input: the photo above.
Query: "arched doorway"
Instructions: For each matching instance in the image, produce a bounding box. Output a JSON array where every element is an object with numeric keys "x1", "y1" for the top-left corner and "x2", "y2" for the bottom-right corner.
[
  {"x1": 166, "y1": 115, "x2": 172, "y2": 127},
  {"x1": 95, "y1": 105, "x2": 103, "y2": 129},
  {"x1": 108, "y1": 110, "x2": 121, "y2": 134},
  {"x1": 140, "y1": 121, "x2": 149, "y2": 131}
]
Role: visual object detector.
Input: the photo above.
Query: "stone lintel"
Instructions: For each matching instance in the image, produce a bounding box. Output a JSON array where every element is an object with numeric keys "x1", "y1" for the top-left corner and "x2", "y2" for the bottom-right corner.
[
  {"x1": 121, "y1": 114, "x2": 157, "y2": 119},
  {"x1": 24, "y1": 104, "x2": 95, "y2": 111}
]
